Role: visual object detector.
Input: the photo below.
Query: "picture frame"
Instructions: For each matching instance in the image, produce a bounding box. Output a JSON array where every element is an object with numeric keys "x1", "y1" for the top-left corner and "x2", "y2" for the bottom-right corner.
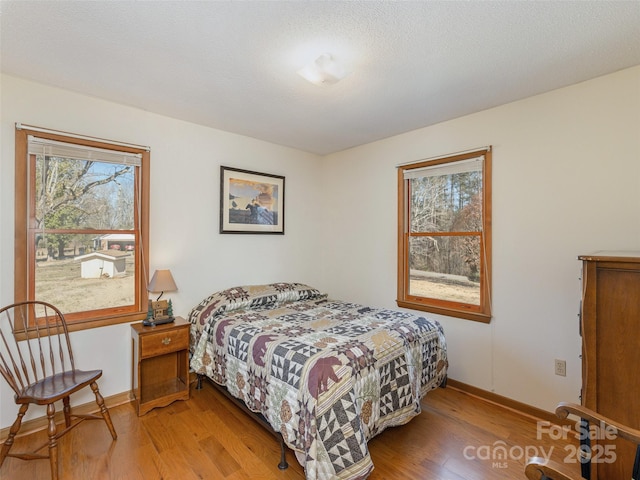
[{"x1": 220, "y1": 166, "x2": 285, "y2": 234}]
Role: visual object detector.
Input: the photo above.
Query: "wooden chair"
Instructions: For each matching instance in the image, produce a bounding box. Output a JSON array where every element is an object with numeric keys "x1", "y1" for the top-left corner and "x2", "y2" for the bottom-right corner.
[
  {"x1": 0, "y1": 301, "x2": 117, "y2": 479},
  {"x1": 525, "y1": 402, "x2": 640, "y2": 480}
]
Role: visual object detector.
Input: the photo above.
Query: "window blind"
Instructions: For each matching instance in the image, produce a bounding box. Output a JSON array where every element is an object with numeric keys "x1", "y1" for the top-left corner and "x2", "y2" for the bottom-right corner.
[
  {"x1": 28, "y1": 136, "x2": 142, "y2": 166},
  {"x1": 402, "y1": 156, "x2": 483, "y2": 180}
]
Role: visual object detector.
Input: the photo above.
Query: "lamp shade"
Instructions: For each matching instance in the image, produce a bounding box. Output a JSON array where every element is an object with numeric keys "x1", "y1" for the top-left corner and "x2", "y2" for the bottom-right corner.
[{"x1": 147, "y1": 269, "x2": 177, "y2": 293}]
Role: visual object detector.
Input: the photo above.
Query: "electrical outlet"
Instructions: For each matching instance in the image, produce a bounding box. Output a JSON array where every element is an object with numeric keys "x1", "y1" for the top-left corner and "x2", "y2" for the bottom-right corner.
[{"x1": 555, "y1": 359, "x2": 566, "y2": 377}]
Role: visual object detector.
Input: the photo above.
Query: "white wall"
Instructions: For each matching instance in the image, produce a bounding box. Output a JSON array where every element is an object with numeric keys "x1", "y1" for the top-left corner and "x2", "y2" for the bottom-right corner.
[
  {"x1": 0, "y1": 75, "x2": 323, "y2": 428},
  {"x1": 1, "y1": 66, "x2": 639, "y2": 429},
  {"x1": 319, "y1": 65, "x2": 640, "y2": 412}
]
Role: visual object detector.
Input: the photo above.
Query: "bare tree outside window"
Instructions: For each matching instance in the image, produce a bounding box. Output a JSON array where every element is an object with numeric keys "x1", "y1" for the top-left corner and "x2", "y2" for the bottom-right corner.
[
  {"x1": 408, "y1": 169, "x2": 482, "y2": 304},
  {"x1": 34, "y1": 156, "x2": 136, "y2": 313}
]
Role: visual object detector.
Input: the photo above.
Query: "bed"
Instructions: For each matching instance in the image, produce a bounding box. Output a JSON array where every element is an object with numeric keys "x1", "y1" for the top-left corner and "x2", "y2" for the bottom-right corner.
[{"x1": 187, "y1": 283, "x2": 447, "y2": 480}]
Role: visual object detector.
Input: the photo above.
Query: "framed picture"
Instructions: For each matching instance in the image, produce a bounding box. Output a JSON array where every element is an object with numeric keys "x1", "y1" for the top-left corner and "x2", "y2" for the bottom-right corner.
[{"x1": 220, "y1": 166, "x2": 285, "y2": 234}]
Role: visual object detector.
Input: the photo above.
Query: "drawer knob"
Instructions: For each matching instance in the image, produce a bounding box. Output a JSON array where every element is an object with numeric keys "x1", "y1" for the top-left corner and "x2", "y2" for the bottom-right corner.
[{"x1": 162, "y1": 337, "x2": 171, "y2": 345}]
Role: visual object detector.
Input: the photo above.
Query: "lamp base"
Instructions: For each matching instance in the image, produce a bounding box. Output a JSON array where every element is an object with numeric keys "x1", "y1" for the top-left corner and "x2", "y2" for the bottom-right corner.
[{"x1": 143, "y1": 316, "x2": 175, "y2": 327}]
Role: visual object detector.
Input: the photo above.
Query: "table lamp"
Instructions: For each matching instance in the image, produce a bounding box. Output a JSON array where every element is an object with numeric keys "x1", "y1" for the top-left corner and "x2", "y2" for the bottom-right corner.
[{"x1": 145, "y1": 269, "x2": 178, "y2": 326}]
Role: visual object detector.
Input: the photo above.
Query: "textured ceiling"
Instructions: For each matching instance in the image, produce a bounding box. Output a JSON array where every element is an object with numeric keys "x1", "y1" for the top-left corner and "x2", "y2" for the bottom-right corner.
[{"x1": 2, "y1": 1, "x2": 640, "y2": 155}]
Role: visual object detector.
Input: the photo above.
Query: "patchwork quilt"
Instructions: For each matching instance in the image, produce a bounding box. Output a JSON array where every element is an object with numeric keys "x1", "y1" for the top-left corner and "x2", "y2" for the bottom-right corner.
[{"x1": 188, "y1": 283, "x2": 447, "y2": 480}]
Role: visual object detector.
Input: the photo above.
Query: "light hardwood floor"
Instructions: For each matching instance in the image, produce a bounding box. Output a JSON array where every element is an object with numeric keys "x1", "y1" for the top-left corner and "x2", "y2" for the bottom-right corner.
[{"x1": 1, "y1": 381, "x2": 574, "y2": 479}]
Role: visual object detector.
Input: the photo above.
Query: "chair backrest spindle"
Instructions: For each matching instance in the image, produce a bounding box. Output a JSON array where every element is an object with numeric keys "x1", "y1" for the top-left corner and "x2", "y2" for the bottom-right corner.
[
  {"x1": 7, "y1": 309, "x2": 31, "y2": 388},
  {"x1": 44, "y1": 303, "x2": 56, "y2": 377},
  {"x1": 0, "y1": 319, "x2": 25, "y2": 392}
]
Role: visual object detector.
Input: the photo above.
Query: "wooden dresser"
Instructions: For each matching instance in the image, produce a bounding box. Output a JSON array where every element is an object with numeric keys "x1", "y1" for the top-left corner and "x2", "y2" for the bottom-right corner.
[{"x1": 579, "y1": 252, "x2": 640, "y2": 479}]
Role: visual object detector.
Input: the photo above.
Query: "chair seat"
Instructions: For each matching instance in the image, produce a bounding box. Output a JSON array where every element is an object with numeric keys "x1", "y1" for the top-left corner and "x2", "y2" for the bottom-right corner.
[{"x1": 17, "y1": 369, "x2": 103, "y2": 405}]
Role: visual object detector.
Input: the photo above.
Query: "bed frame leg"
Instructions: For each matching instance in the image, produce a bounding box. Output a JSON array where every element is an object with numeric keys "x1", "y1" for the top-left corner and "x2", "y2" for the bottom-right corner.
[
  {"x1": 439, "y1": 375, "x2": 448, "y2": 388},
  {"x1": 278, "y1": 437, "x2": 288, "y2": 470},
  {"x1": 196, "y1": 374, "x2": 203, "y2": 390}
]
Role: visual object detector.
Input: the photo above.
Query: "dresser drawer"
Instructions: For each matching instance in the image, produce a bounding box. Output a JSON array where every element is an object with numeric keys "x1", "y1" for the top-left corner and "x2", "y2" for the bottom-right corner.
[{"x1": 140, "y1": 327, "x2": 188, "y2": 358}]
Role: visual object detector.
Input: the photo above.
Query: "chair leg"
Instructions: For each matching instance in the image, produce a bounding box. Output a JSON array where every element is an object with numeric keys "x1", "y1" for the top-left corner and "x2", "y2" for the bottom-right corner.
[
  {"x1": 47, "y1": 403, "x2": 59, "y2": 480},
  {"x1": 63, "y1": 396, "x2": 71, "y2": 428},
  {"x1": 90, "y1": 381, "x2": 117, "y2": 440},
  {"x1": 0, "y1": 403, "x2": 29, "y2": 467}
]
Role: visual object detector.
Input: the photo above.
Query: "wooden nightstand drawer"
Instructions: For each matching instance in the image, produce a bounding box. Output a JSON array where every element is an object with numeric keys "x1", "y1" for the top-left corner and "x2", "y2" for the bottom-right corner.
[{"x1": 140, "y1": 327, "x2": 188, "y2": 358}]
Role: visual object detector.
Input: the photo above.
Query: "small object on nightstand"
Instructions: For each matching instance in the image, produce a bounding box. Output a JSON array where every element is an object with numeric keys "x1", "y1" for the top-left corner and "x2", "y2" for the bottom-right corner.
[
  {"x1": 143, "y1": 298, "x2": 175, "y2": 326},
  {"x1": 142, "y1": 314, "x2": 174, "y2": 327}
]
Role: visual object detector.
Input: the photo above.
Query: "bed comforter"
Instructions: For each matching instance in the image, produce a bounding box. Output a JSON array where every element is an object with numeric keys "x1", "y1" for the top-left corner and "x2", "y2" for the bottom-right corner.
[{"x1": 188, "y1": 283, "x2": 447, "y2": 480}]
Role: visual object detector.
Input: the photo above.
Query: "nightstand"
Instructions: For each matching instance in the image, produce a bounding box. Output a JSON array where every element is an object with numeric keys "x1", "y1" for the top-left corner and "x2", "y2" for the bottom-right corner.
[{"x1": 131, "y1": 316, "x2": 190, "y2": 416}]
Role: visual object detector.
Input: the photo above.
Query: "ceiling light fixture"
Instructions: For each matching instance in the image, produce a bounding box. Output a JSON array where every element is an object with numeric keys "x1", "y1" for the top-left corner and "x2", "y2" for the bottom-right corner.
[{"x1": 297, "y1": 53, "x2": 349, "y2": 86}]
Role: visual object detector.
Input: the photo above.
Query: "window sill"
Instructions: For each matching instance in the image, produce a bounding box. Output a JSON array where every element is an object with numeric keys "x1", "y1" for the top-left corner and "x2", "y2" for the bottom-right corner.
[
  {"x1": 65, "y1": 311, "x2": 147, "y2": 332},
  {"x1": 15, "y1": 311, "x2": 147, "y2": 341},
  {"x1": 396, "y1": 299, "x2": 492, "y2": 323}
]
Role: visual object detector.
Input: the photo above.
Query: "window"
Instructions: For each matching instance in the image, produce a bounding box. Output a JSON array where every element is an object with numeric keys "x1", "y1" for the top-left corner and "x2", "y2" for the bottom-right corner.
[
  {"x1": 14, "y1": 125, "x2": 150, "y2": 331},
  {"x1": 397, "y1": 148, "x2": 492, "y2": 323}
]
